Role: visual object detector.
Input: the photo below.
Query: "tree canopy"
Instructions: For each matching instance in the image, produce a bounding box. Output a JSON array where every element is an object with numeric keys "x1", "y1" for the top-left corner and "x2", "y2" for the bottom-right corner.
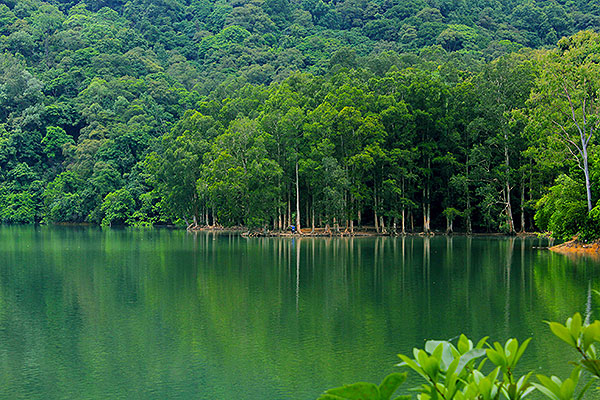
[{"x1": 0, "y1": 0, "x2": 598, "y2": 237}]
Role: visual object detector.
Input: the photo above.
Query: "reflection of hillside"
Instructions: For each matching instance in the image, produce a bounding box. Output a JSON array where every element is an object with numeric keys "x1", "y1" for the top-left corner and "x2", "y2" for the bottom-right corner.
[{"x1": 0, "y1": 228, "x2": 596, "y2": 399}]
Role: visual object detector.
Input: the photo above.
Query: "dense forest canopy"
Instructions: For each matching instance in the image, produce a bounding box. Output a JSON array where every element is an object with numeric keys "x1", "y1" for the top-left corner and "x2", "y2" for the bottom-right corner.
[{"x1": 0, "y1": 0, "x2": 599, "y2": 236}]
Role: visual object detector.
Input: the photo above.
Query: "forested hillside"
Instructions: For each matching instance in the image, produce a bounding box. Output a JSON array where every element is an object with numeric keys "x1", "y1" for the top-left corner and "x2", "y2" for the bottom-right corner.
[{"x1": 0, "y1": 0, "x2": 598, "y2": 235}]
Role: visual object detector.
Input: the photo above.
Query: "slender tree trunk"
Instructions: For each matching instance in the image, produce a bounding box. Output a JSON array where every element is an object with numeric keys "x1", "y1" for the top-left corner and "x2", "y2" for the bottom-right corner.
[
  {"x1": 520, "y1": 178, "x2": 526, "y2": 233},
  {"x1": 295, "y1": 161, "x2": 301, "y2": 233},
  {"x1": 287, "y1": 195, "x2": 291, "y2": 229},
  {"x1": 357, "y1": 209, "x2": 362, "y2": 227},
  {"x1": 504, "y1": 136, "x2": 515, "y2": 234},
  {"x1": 466, "y1": 156, "x2": 472, "y2": 235},
  {"x1": 374, "y1": 190, "x2": 379, "y2": 233},
  {"x1": 401, "y1": 208, "x2": 406, "y2": 235},
  {"x1": 311, "y1": 205, "x2": 315, "y2": 234},
  {"x1": 583, "y1": 148, "x2": 593, "y2": 211},
  {"x1": 278, "y1": 207, "x2": 282, "y2": 231},
  {"x1": 422, "y1": 189, "x2": 429, "y2": 234},
  {"x1": 306, "y1": 199, "x2": 309, "y2": 228}
]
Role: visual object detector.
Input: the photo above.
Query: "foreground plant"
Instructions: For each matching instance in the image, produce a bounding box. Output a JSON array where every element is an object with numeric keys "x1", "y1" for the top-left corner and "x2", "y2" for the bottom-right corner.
[
  {"x1": 318, "y1": 313, "x2": 600, "y2": 400},
  {"x1": 318, "y1": 372, "x2": 409, "y2": 400},
  {"x1": 532, "y1": 313, "x2": 600, "y2": 400}
]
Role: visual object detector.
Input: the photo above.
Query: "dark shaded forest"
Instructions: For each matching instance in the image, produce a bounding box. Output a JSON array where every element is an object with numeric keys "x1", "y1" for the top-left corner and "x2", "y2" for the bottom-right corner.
[{"x1": 0, "y1": 0, "x2": 599, "y2": 236}]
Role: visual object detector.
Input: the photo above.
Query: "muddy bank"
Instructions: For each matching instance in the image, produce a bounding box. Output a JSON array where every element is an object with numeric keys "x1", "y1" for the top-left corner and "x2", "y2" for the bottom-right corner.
[{"x1": 549, "y1": 239, "x2": 600, "y2": 255}]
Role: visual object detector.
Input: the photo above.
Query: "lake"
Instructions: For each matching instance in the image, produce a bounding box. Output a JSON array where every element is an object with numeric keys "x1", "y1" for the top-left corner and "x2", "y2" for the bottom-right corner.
[{"x1": 0, "y1": 226, "x2": 597, "y2": 399}]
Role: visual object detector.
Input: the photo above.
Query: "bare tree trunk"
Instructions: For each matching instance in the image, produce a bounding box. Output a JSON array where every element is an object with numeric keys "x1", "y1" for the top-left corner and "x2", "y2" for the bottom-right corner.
[
  {"x1": 288, "y1": 196, "x2": 291, "y2": 229},
  {"x1": 306, "y1": 199, "x2": 309, "y2": 229},
  {"x1": 401, "y1": 208, "x2": 406, "y2": 235},
  {"x1": 422, "y1": 196, "x2": 429, "y2": 234},
  {"x1": 520, "y1": 178, "x2": 526, "y2": 233},
  {"x1": 374, "y1": 191, "x2": 380, "y2": 233},
  {"x1": 427, "y1": 202, "x2": 431, "y2": 233},
  {"x1": 504, "y1": 133, "x2": 516, "y2": 234},
  {"x1": 584, "y1": 148, "x2": 593, "y2": 211},
  {"x1": 278, "y1": 207, "x2": 282, "y2": 231},
  {"x1": 466, "y1": 157, "x2": 472, "y2": 235},
  {"x1": 311, "y1": 201, "x2": 315, "y2": 234},
  {"x1": 295, "y1": 161, "x2": 301, "y2": 233}
]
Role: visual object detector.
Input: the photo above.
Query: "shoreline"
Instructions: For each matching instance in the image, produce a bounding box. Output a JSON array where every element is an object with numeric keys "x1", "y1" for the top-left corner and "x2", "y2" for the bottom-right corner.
[
  {"x1": 549, "y1": 239, "x2": 600, "y2": 255},
  {"x1": 187, "y1": 225, "x2": 543, "y2": 238}
]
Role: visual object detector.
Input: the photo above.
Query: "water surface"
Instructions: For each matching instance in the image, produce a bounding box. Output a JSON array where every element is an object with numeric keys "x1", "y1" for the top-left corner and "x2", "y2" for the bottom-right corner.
[{"x1": 0, "y1": 227, "x2": 597, "y2": 399}]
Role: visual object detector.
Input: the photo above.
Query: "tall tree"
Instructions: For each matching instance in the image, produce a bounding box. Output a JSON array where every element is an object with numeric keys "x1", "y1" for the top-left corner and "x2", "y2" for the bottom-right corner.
[{"x1": 528, "y1": 30, "x2": 600, "y2": 212}]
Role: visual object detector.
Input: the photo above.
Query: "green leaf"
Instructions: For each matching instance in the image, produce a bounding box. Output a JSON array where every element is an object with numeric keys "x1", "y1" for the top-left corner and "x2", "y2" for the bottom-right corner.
[
  {"x1": 456, "y1": 348, "x2": 486, "y2": 376},
  {"x1": 582, "y1": 321, "x2": 600, "y2": 351},
  {"x1": 560, "y1": 378, "x2": 576, "y2": 400},
  {"x1": 505, "y1": 338, "x2": 520, "y2": 366},
  {"x1": 458, "y1": 334, "x2": 472, "y2": 354},
  {"x1": 532, "y1": 383, "x2": 561, "y2": 400},
  {"x1": 397, "y1": 354, "x2": 429, "y2": 380},
  {"x1": 536, "y1": 375, "x2": 561, "y2": 397},
  {"x1": 322, "y1": 382, "x2": 381, "y2": 400},
  {"x1": 547, "y1": 322, "x2": 576, "y2": 347},
  {"x1": 569, "y1": 313, "x2": 583, "y2": 339},
  {"x1": 580, "y1": 359, "x2": 600, "y2": 378},
  {"x1": 378, "y1": 373, "x2": 407, "y2": 400},
  {"x1": 318, "y1": 395, "x2": 347, "y2": 400},
  {"x1": 486, "y1": 348, "x2": 506, "y2": 367},
  {"x1": 514, "y1": 337, "x2": 532, "y2": 365},
  {"x1": 425, "y1": 340, "x2": 445, "y2": 355},
  {"x1": 476, "y1": 336, "x2": 489, "y2": 349}
]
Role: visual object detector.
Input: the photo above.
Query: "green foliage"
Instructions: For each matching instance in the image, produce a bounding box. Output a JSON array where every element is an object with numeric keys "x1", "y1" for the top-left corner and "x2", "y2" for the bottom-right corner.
[
  {"x1": 318, "y1": 372, "x2": 408, "y2": 400},
  {"x1": 319, "y1": 312, "x2": 600, "y2": 400},
  {"x1": 100, "y1": 188, "x2": 135, "y2": 227},
  {"x1": 0, "y1": 0, "x2": 596, "y2": 234},
  {"x1": 534, "y1": 175, "x2": 588, "y2": 239},
  {"x1": 0, "y1": 190, "x2": 36, "y2": 224},
  {"x1": 41, "y1": 126, "x2": 74, "y2": 160}
]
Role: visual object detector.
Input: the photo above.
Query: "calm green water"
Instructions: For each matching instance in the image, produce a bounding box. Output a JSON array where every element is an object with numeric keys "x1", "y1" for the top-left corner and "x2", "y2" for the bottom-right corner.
[{"x1": 0, "y1": 226, "x2": 598, "y2": 399}]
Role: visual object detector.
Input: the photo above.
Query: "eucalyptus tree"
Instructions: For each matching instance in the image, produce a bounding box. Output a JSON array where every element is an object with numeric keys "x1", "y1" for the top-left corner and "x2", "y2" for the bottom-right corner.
[
  {"x1": 472, "y1": 52, "x2": 536, "y2": 233},
  {"x1": 199, "y1": 118, "x2": 282, "y2": 229},
  {"x1": 528, "y1": 30, "x2": 600, "y2": 212},
  {"x1": 145, "y1": 110, "x2": 220, "y2": 227}
]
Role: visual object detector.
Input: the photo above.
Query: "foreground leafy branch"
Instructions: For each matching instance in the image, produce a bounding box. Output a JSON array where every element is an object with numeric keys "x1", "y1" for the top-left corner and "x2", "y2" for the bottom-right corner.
[{"x1": 318, "y1": 313, "x2": 600, "y2": 400}]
